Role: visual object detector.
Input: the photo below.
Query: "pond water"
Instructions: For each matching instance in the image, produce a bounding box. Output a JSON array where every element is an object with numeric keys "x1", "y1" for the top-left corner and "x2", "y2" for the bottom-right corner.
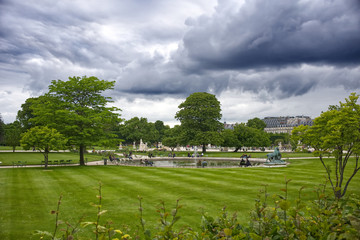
[{"x1": 117, "y1": 159, "x2": 264, "y2": 168}]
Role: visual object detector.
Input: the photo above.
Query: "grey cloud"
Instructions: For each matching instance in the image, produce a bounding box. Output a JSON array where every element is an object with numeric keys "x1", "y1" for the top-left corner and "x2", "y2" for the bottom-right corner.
[
  {"x1": 113, "y1": 50, "x2": 360, "y2": 102},
  {"x1": 115, "y1": 61, "x2": 230, "y2": 98},
  {"x1": 227, "y1": 64, "x2": 360, "y2": 100},
  {"x1": 1, "y1": 0, "x2": 205, "y2": 96},
  {"x1": 0, "y1": 1, "x2": 141, "y2": 93},
  {"x1": 1, "y1": 0, "x2": 359, "y2": 113},
  {"x1": 176, "y1": 0, "x2": 360, "y2": 71}
]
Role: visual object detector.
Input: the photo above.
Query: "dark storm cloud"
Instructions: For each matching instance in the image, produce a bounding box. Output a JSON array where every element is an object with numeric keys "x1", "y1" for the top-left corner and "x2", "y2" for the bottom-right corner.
[
  {"x1": 1, "y1": 0, "x2": 360, "y2": 114},
  {"x1": 176, "y1": 0, "x2": 360, "y2": 71},
  {"x1": 114, "y1": 55, "x2": 230, "y2": 98}
]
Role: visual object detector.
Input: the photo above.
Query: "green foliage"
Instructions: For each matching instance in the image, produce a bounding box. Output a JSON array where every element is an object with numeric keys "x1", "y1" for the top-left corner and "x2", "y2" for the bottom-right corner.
[
  {"x1": 175, "y1": 92, "x2": 223, "y2": 152},
  {"x1": 0, "y1": 114, "x2": 5, "y2": 144},
  {"x1": 221, "y1": 128, "x2": 239, "y2": 149},
  {"x1": 269, "y1": 132, "x2": 290, "y2": 145},
  {"x1": 21, "y1": 126, "x2": 67, "y2": 152},
  {"x1": 291, "y1": 93, "x2": 360, "y2": 199},
  {"x1": 30, "y1": 76, "x2": 121, "y2": 165},
  {"x1": 16, "y1": 97, "x2": 40, "y2": 131},
  {"x1": 232, "y1": 123, "x2": 270, "y2": 151},
  {"x1": 119, "y1": 117, "x2": 159, "y2": 145},
  {"x1": 21, "y1": 126, "x2": 67, "y2": 168},
  {"x1": 139, "y1": 197, "x2": 186, "y2": 240},
  {"x1": 154, "y1": 120, "x2": 170, "y2": 144},
  {"x1": 162, "y1": 125, "x2": 183, "y2": 152},
  {"x1": 247, "y1": 117, "x2": 266, "y2": 130},
  {"x1": 4, "y1": 121, "x2": 22, "y2": 152},
  {"x1": 197, "y1": 182, "x2": 360, "y2": 240}
]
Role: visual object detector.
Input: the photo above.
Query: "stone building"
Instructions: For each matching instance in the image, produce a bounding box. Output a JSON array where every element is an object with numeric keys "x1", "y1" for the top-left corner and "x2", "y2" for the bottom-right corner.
[
  {"x1": 224, "y1": 122, "x2": 236, "y2": 130},
  {"x1": 262, "y1": 116, "x2": 313, "y2": 134}
]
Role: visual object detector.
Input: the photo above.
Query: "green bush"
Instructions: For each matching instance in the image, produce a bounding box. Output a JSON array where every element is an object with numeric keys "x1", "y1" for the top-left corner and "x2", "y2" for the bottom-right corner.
[{"x1": 194, "y1": 180, "x2": 360, "y2": 240}]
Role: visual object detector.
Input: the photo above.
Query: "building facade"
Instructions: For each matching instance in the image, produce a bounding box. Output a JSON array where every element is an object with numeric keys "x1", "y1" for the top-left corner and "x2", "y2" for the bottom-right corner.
[{"x1": 262, "y1": 116, "x2": 313, "y2": 134}]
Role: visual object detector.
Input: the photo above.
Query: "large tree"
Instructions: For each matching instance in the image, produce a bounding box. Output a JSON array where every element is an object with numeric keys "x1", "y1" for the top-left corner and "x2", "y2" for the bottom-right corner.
[
  {"x1": 31, "y1": 76, "x2": 121, "y2": 165},
  {"x1": 291, "y1": 93, "x2": 360, "y2": 199},
  {"x1": 232, "y1": 123, "x2": 270, "y2": 152},
  {"x1": 16, "y1": 97, "x2": 41, "y2": 132},
  {"x1": 175, "y1": 92, "x2": 223, "y2": 153},
  {"x1": 21, "y1": 126, "x2": 67, "y2": 168}
]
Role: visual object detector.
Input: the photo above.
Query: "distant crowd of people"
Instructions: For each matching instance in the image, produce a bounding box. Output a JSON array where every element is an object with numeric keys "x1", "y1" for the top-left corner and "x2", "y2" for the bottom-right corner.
[
  {"x1": 140, "y1": 159, "x2": 154, "y2": 166},
  {"x1": 187, "y1": 152, "x2": 203, "y2": 158}
]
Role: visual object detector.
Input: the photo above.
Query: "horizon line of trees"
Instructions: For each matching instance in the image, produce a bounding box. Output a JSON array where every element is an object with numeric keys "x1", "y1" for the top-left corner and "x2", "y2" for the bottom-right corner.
[
  {"x1": 0, "y1": 81, "x2": 292, "y2": 155},
  {"x1": 0, "y1": 86, "x2": 294, "y2": 158},
  {"x1": 1, "y1": 77, "x2": 360, "y2": 199},
  {"x1": 0, "y1": 76, "x2": 351, "y2": 156},
  {"x1": 1, "y1": 110, "x2": 290, "y2": 153}
]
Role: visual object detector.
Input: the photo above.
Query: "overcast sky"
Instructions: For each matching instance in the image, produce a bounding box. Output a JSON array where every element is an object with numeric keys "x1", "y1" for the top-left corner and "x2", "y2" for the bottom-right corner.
[{"x1": 1, "y1": 0, "x2": 360, "y2": 126}]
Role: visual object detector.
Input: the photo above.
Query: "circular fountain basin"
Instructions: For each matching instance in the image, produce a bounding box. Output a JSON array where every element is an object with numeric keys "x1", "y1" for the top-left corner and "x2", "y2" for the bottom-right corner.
[{"x1": 117, "y1": 157, "x2": 278, "y2": 168}]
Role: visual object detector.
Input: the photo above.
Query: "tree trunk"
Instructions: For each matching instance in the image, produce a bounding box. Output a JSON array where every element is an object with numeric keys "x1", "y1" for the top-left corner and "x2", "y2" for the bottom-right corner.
[
  {"x1": 79, "y1": 144, "x2": 85, "y2": 166},
  {"x1": 12, "y1": 146, "x2": 15, "y2": 152},
  {"x1": 234, "y1": 147, "x2": 240, "y2": 152},
  {"x1": 44, "y1": 148, "x2": 49, "y2": 169},
  {"x1": 202, "y1": 144, "x2": 206, "y2": 153}
]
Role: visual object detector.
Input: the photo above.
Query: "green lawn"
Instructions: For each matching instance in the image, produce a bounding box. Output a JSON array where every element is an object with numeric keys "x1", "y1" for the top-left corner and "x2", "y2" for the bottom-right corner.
[
  {"x1": 0, "y1": 152, "x2": 104, "y2": 166},
  {"x1": 0, "y1": 146, "x2": 24, "y2": 151},
  {"x1": 0, "y1": 157, "x2": 359, "y2": 239}
]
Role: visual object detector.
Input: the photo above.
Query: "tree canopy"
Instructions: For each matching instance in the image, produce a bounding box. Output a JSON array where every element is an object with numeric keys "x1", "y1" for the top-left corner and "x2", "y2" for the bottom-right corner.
[
  {"x1": 232, "y1": 123, "x2": 270, "y2": 151},
  {"x1": 16, "y1": 97, "x2": 40, "y2": 132},
  {"x1": 291, "y1": 93, "x2": 360, "y2": 199},
  {"x1": 154, "y1": 120, "x2": 170, "y2": 144},
  {"x1": 247, "y1": 117, "x2": 266, "y2": 130},
  {"x1": 162, "y1": 125, "x2": 183, "y2": 152},
  {"x1": 119, "y1": 117, "x2": 159, "y2": 146},
  {"x1": 31, "y1": 76, "x2": 121, "y2": 165},
  {"x1": 221, "y1": 128, "x2": 239, "y2": 150},
  {"x1": 21, "y1": 126, "x2": 67, "y2": 168},
  {"x1": 4, "y1": 121, "x2": 22, "y2": 152},
  {"x1": 175, "y1": 92, "x2": 223, "y2": 152}
]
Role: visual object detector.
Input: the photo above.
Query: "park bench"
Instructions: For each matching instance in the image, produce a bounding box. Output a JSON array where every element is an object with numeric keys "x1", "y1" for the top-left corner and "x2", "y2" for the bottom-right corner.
[{"x1": 12, "y1": 161, "x2": 26, "y2": 167}]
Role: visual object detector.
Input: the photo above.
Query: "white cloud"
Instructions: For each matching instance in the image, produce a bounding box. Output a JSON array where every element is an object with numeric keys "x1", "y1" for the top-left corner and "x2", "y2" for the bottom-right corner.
[{"x1": 112, "y1": 97, "x2": 183, "y2": 127}]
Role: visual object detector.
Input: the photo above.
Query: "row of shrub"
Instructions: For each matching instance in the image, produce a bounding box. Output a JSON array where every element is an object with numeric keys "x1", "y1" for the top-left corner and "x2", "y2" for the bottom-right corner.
[{"x1": 36, "y1": 180, "x2": 360, "y2": 240}]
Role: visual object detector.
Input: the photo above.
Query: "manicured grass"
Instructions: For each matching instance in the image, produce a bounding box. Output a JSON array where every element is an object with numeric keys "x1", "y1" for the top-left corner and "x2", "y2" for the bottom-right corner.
[
  {"x1": 0, "y1": 146, "x2": 24, "y2": 151},
  {"x1": 0, "y1": 158, "x2": 359, "y2": 239},
  {"x1": 0, "y1": 152, "x2": 104, "y2": 166}
]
